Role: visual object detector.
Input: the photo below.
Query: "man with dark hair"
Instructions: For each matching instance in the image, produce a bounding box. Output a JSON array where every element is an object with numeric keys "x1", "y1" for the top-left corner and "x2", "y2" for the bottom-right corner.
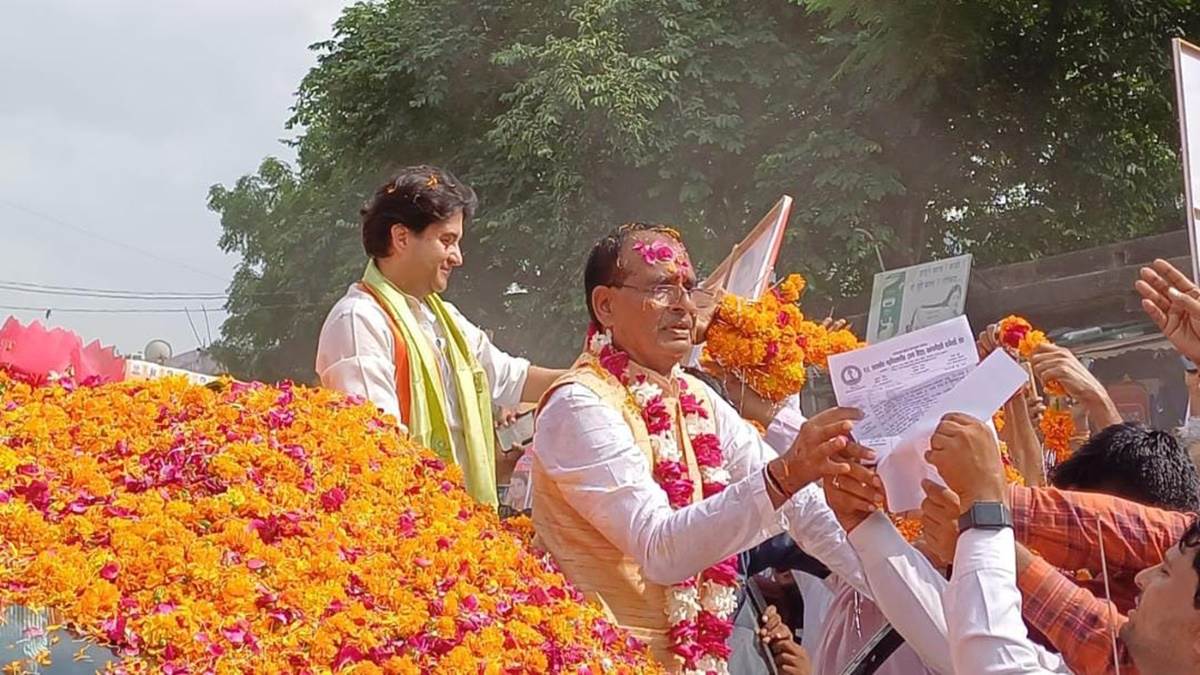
[
  {"x1": 532, "y1": 223, "x2": 878, "y2": 672},
  {"x1": 1051, "y1": 422, "x2": 1200, "y2": 512},
  {"x1": 316, "y1": 165, "x2": 563, "y2": 507},
  {"x1": 924, "y1": 413, "x2": 1200, "y2": 674}
]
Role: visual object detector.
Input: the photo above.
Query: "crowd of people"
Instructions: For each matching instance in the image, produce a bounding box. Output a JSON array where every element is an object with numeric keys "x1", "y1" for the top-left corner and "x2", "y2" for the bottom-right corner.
[{"x1": 314, "y1": 164, "x2": 1200, "y2": 674}]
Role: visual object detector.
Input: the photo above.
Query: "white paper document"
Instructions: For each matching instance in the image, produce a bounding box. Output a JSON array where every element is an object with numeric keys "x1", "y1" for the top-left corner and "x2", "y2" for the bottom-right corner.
[
  {"x1": 879, "y1": 350, "x2": 1028, "y2": 512},
  {"x1": 828, "y1": 316, "x2": 978, "y2": 453},
  {"x1": 827, "y1": 317, "x2": 1028, "y2": 512}
]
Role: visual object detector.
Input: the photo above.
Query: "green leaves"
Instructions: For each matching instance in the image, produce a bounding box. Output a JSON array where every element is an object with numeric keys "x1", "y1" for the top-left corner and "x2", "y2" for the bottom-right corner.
[{"x1": 210, "y1": 0, "x2": 1199, "y2": 381}]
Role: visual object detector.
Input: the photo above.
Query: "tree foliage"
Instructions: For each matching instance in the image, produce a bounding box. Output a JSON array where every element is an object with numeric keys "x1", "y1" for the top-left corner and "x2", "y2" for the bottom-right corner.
[{"x1": 209, "y1": 0, "x2": 1200, "y2": 382}]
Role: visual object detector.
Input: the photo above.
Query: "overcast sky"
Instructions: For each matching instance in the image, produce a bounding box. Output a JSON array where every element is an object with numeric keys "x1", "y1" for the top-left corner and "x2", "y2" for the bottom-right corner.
[{"x1": 0, "y1": 0, "x2": 346, "y2": 357}]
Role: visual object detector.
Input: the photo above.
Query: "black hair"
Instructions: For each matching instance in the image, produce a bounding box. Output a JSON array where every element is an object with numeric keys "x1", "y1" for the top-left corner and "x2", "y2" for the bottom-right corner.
[
  {"x1": 360, "y1": 165, "x2": 478, "y2": 258},
  {"x1": 1051, "y1": 422, "x2": 1200, "y2": 512},
  {"x1": 582, "y1": 222, "x2": 681, "y2": 324}
]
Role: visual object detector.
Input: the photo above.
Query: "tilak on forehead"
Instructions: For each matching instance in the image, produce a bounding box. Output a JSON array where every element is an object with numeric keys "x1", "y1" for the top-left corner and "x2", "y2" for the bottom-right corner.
[{"x1": 623, "y1": 226, "x2": 693, "y2": 278}]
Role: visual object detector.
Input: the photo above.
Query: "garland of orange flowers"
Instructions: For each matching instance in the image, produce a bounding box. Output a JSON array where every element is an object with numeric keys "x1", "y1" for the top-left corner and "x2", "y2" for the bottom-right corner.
[
  {"x1": 997, "y1": 315, "x2": 1065, "y2": 396},
  {"x1": 703, "y1": 274, "x2": 862, "y2": 402},
  {"x1": 1039, "y1": 408, "x2": 1075, "y2": 464},
  {"x1": 0, "y1": 372, "x2": 659, "y2": 674},
  {"x1": 998, "y1": 315, "x2": 1076, "y2": 464}
]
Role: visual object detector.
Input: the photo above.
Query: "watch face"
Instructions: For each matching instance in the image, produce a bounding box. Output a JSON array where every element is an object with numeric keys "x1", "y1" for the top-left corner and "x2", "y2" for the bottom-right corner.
[{"x1": 975, "y1": 502, "x2": 1005, "y2": 525}]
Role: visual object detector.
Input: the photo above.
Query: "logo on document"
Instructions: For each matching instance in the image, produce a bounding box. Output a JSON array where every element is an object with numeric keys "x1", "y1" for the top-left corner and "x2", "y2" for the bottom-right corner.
[{"x1": 840, "y1": 365, "x2": 863, "y2": 386}]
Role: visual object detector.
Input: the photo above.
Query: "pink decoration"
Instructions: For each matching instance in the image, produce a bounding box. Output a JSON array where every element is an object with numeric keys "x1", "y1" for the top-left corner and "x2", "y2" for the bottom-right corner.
[
  {"x1": 320, "y1": 486, "x2": 348, "y2": 512},
  {"x1": 691, "y1": 433, "x2": 723, "y2": 468},
  {"x1": 679, "y1": 393, "x2": 709, "y2": 419},
  {"x1": 631, "y1": 241, "x2": 677, "y2": 265},
  {"x1": 100, "y1": 561, "x2": 121, "y2": 581},
  {"x1": 0, "y1": 317, "x2": 125, "y2": 384}
]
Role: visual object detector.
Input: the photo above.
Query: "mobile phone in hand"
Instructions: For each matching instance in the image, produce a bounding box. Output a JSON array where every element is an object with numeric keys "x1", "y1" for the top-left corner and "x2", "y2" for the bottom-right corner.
[{"x1": 496, "y1": 410, "x2": 535, "y2": 450}]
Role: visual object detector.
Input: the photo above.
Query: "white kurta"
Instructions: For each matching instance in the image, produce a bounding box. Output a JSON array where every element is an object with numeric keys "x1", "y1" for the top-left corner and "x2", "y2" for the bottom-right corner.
[
  {"x1": 845, "y1": 512, "x2": 1069, "y2": 674},
  {"x1": 945, "y1": 528, "x2": 1063, "y2": 674},
  {"x1": 315, "y1": 284, "x2": 530, "y2": 466},
  {"x1": 533, "y1": 379, "x2": 871, "y2": 595}
]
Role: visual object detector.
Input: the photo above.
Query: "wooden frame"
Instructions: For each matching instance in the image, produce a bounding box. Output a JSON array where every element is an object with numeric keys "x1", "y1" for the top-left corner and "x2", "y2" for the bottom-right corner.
[
  {"x1": 1173, "y1": 38, "x2": 1200, "y2": 281},
  {"x1": 702, "y1": 195, "x2": 793, "y2": 296}
]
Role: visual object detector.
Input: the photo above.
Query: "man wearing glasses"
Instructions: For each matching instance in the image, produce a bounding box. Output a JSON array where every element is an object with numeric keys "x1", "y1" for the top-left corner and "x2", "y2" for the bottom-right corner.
[{"x1": 530, "y1": 222, "x2": 876, "y2": 673}]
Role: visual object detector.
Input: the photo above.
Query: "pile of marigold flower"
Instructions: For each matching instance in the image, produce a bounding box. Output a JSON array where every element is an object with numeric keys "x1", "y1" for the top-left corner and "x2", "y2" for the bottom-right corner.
[
  {"x1": 703, "y1": 274, "x2": 862, "y2": 401},
  {"x1": 0, "y1": 372, "x2": 658, "y2": 674}
]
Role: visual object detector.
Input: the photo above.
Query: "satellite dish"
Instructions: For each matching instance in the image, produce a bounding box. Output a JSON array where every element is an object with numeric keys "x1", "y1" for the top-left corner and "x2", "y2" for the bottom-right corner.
[{"x1": 144, "y1": 339, "x2": 173, "y2": 364}]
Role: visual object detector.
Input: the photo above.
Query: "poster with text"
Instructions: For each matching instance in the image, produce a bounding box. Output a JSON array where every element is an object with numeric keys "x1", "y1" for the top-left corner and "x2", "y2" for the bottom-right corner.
[{"x1": 866, "y1": 254, "x2": 972, "y2": 344}]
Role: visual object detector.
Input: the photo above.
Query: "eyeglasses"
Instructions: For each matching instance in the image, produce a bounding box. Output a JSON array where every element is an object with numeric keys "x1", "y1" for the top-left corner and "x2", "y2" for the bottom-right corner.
[{"x1": 610, "y1": 283, "x2": 717, "y2": 308}]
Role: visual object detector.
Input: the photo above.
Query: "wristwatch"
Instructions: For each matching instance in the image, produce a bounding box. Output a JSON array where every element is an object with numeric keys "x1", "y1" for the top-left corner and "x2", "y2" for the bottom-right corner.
[{"x1": 957, "y1": 501, "x2": 1012, "y2": 533}]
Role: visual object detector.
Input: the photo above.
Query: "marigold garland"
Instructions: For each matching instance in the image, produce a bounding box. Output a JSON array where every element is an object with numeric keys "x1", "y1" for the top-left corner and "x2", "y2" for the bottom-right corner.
[
  {"x1": 587, "y1": 327, "x2": 738, "y2": 675},
  {"x1": 703, "y1": 274, "x2": 863, "y2": 402},
  {"x1": 0, "y1": 372, "x2": 659, "y2": 674},
  {"x1": 1040, "y1": 407, "x2": 1075, "y2": 465},
  {"x1": 997, "y1": 315, "x2": 1065, "y2": 396},
  {"x1": 997, "y1": 315, "x2": 1076, "y2": 463}
]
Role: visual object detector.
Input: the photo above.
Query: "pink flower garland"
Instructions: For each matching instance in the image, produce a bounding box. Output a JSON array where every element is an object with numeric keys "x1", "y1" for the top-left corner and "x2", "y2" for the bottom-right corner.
[{"x1": 587, "y1": 324, "x2": 740, "y2": 674}]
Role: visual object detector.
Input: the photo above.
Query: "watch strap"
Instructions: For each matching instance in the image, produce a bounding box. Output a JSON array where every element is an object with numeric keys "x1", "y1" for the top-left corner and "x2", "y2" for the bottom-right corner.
[{"x1": 958, "y1": 501, "x2": 1013, "y2": 533}]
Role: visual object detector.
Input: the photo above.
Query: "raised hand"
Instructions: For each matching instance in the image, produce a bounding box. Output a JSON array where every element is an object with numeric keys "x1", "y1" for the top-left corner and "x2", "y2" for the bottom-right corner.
[
  {"x1": 691, "y1": 287, "x2": 726, "y2": 344},
  {"x1": 1029, "y1": 342, "x2": 1120, "y2": 429},
  {"x1": 919, "y1": 479, "x2": 962, "y2": 568},
  {"x1": 820, "y1": 316, "x2": 849, "y2": 332},
  {"x1": 1025, "y1": 389, "x2": 1047, "y2": 427},
  {"x1": 1027, "y1": 343, "x2": 1097, "y2": 403},
  {"x1": 976, "y1": 323, "x2": 1003, "y2": 360},
  {"x1": 711, "y1": 363, "x2": 781, "y2": 426},
  {"x1": 924, "y1": 413, "x2": 1006, "y2": 511},
  {"x1": 1136, "y1": 258, "x2": 1200, "y2": 363}
]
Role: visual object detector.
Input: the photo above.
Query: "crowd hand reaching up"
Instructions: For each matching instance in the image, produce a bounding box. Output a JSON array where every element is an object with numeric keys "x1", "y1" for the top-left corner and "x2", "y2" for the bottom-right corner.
[
  {"x1": 1024, "y1": 388, "x2": 1047, "y2": 426},
  {"x1": 820, "y1": 316, "x2": 849, "y2": 332},
  {"x1": 1187, "y1": 368, "x2": 1200, "y2": 413},
  {"x1": 1029, "y1": 343, "x2": 1120, "y2": 429},
  {"x1": 822, "y1": 453, "x2": 885, "y2": 533},
  {"x1": 924, "y1": 413, "x2": 1008, "y2": 510},
  {"x1": 767, "y1": 407, "x2": 876, "y2": 506},
  {"x1": 976, "y1": 323, "x2": 1004, "y2": 360},
  {"x1": 1136, "y1": 258, "x2": 1200, "y2": 364},
  {"x1": 919, "y1": 480, "x2": 962, "y2": 569},
  {"x1": 759, "y1": 605, "x2": 812, "y2": 675},
  {"x1": 1028, "y1": 343, "x2": 1100, "y2": 399},
  {"x1": 998, "y1": 385, "x2": 1047, "y2": 486},
  {"x1": 713, "y1": 365, "x2": 780, "y2": 427}
]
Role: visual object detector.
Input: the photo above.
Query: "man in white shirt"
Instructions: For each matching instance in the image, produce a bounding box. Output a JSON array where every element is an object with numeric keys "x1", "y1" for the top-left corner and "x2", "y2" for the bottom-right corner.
[
  {"x1": 823, "y1": 469, "x2": 1069, "y2": 674},
  {"x1": 531, "y1": 222, "x2": 878, "y2": 672},
  {"x1": 926, "y1": 411, "x2": 1200, "y2": 675},
  {"x1": 315, "y1": 165, "x2": 563, "y2": 506}
]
